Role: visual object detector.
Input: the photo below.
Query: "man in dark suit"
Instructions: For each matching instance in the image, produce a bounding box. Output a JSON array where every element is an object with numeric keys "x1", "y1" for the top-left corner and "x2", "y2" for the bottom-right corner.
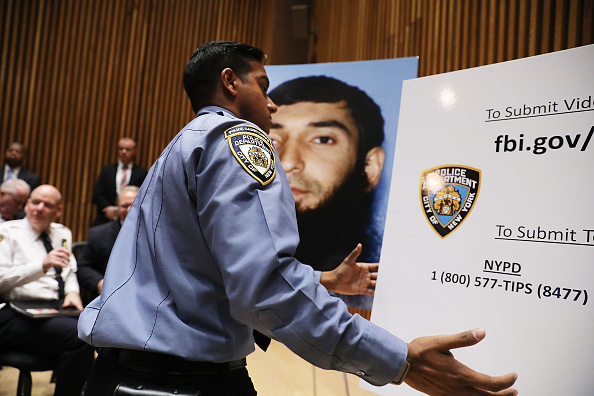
[
  {"x1": 78, "y1": 186, "x2": 138, "y2": 302},
  {"x1": 92, "y1": 137, "x2": 147, "y2": 225},
  {"x1": 1, "y1": 142, "x2": 41, "y2": 219},
  {"x1": 1, "y1": 142, "x2": 41, "y2": 190}
]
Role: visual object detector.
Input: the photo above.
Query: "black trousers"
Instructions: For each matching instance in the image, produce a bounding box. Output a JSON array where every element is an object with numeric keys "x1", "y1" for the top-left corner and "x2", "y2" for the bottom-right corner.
[
  {"x1": 82, "y1": 354, "x2": 258, "y2": 396},
  {"x1": 0, "y1": 306, "x2": 95, "y2": 396}
]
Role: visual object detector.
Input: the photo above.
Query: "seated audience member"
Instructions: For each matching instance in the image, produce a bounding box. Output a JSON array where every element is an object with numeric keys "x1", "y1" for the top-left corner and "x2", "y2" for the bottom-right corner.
[
  {"x1": 92, "y1": 137, "x2": 147, "y2": 225},
  {"x1": 0, "y1": 185, "x2": 95, "y2": 396},
  {"x1": 1, "y1": 142, "x2": 42, "y2": 190},
  {"x1": 0, "y1": 179, "x2": 30, "y2": 223},
  {"x1": 78, "y1": 186, "x2": 139, "y2": 301}
]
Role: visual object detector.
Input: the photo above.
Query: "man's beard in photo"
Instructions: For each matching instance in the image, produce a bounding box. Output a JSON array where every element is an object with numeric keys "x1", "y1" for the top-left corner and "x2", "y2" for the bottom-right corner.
[{"x1": 294, "y1": 168, "x2": 373, "y2": 272}]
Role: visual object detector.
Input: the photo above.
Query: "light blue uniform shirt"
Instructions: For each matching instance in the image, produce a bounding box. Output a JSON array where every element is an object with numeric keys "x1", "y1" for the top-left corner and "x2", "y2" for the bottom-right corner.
[{"x1": 78, "y1": 106, "x2": 407, "y2": 386}]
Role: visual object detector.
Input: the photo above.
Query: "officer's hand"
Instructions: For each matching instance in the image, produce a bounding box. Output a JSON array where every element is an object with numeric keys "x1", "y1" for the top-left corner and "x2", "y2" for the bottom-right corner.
[
  {"x1": 404, "y1": 328, "x2": 518, "y2": 395},
  {"x1": 320, "y1": 244, "x2": 378, "y2": 296},
  {"x1": 42, "y1": 248, "x2": 70, "y2": 273}
]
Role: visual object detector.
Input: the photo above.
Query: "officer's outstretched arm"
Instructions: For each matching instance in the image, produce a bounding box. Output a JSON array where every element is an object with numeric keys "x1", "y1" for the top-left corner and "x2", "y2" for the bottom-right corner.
[{"x1": 404, "y1": 328, "x2": 518, "y2": 395}]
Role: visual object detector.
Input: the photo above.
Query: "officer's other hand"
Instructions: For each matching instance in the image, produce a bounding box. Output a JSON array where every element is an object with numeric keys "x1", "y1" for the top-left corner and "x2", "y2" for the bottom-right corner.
[
  {"x1": 404, "y1": 328, "x2": 518, "y2": 395},
  {"x1": 321, "y1": 244, "x2": 378, "y2": 296}
]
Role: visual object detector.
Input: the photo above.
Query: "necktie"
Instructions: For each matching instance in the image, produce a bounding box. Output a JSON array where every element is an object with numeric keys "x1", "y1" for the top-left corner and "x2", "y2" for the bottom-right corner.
[
  {"x1": 6, "y1": 168, "x2": 13, "y2": 180},
  {"x1": 120, "y1": 165, "x2": 129, "y2": 190},
  {"x1": 40, "y1": 232, "x2": 65, "y2": 300}
]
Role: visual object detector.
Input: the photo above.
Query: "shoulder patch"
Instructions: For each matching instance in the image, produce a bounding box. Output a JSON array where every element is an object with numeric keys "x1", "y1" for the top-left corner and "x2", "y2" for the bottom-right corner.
[
  {"x1": 224, "y1": 124, "x2": 276, "y2": 185},
  {"x1": 0, "y1": 234, "x2": 4, "y2": 244}
]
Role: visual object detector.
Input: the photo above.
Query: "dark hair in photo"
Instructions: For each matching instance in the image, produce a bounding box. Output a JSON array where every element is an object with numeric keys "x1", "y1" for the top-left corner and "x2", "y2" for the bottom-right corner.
[{"x1": 268, "y1": 76, "x2": 385, "y2": 157}]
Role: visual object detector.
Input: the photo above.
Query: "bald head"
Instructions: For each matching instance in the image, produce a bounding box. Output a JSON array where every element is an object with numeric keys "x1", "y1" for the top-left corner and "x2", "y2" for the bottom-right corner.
[
  {"x1": 25, "y1": 185, "x2": 63, "y2": 232},
  {"x1": 117, "y1": 185, "x2": 139, "y2": 222},
  {"x1": 0, "y1": 179, "x2": 31, "y2": 221}
]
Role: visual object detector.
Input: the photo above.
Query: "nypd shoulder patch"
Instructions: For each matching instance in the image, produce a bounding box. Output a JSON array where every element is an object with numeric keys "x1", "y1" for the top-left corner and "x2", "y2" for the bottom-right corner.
[{"x1": 224, "y1": 124, "x2": 276, "y2": 185}]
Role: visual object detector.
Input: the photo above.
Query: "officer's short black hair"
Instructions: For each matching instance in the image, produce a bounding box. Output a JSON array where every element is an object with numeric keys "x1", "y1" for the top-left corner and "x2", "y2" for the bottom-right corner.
[
  {"x1": 268, "y1": 76, "x2": 385, "y2": 158},
  {"x1": 183, "y1": 41, "x2": 266, "y2": 113}
]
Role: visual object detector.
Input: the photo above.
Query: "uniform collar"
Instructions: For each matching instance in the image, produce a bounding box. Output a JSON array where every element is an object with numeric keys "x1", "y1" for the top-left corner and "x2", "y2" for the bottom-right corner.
[
  {"x1": 197, "y1": 106, "x2": 237, "y2": 119},
  {"x1": 23, "y1": 218, "x2": 54, "y2": 241}
]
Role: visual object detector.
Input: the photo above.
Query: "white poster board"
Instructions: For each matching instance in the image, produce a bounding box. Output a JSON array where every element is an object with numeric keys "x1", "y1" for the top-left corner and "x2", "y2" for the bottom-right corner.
[{"x1": 365, "y1": 45, "x2": 594, "y2": 395}]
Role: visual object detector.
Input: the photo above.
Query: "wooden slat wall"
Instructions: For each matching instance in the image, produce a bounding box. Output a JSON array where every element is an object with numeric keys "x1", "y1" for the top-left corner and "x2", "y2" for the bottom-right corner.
[
  {"x1": 0, "y1": 0, "x2": 274, "y2": 241},
  {"x1": 1, "y1": 0, "x2": 592, "y2": 242},
  {"x1": 309, "y1": 0, "x2": 593, "y2": 77}
]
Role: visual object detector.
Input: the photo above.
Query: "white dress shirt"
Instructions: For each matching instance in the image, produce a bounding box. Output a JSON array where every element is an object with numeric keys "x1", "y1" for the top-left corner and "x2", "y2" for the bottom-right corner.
[
  {"x1": 3, "y1": 166, "x2": 20, "y2": 182},
  {"x1": 115, "y1": 161, "x2": 133, "y2": 194},
  {"x1": 0, "y1": 219, "x2": 79, "y2": 307}
]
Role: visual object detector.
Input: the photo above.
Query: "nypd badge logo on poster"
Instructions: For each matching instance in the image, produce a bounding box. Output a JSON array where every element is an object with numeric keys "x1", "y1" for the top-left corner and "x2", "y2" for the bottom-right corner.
[
  {"x1": 225, "y1": 124, "x2": 276, "y2": 185},
  {"x1": 420, "y1": 165, "x2": 481, "y2": 238}
]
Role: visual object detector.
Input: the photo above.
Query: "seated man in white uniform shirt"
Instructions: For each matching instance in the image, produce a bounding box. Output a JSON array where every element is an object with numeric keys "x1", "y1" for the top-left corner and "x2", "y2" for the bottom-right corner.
[{"x1": 0, "y1": 184, "x2": 95, "y2": 396}]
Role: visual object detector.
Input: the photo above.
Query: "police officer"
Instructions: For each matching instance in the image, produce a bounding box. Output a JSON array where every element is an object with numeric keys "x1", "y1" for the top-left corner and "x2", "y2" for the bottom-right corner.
[{"x1": 78, "y1": 41, "x2": 518, "y2": 396}]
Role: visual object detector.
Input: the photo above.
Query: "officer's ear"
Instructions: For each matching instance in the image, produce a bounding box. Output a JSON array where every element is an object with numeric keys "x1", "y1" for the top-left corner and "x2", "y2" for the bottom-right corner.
[
  {"x1": 221, "y1": 68, "x2": 238, "y2": 97},
  {"x1": 364, "y1": 146, "x2": 385, "y2": 192}
]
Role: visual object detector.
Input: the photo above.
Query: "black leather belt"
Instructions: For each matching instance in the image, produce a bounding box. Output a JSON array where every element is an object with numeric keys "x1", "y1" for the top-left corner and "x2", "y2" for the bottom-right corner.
[{"x1": 98, "y1": 347, "x2": 246, "y2": 376}]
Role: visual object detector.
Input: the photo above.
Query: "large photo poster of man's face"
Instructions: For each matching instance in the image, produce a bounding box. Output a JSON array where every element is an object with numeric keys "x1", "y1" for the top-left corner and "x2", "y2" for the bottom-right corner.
[{"x1": 266, "y1": 58, "x2": 418, "y2": 310}]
